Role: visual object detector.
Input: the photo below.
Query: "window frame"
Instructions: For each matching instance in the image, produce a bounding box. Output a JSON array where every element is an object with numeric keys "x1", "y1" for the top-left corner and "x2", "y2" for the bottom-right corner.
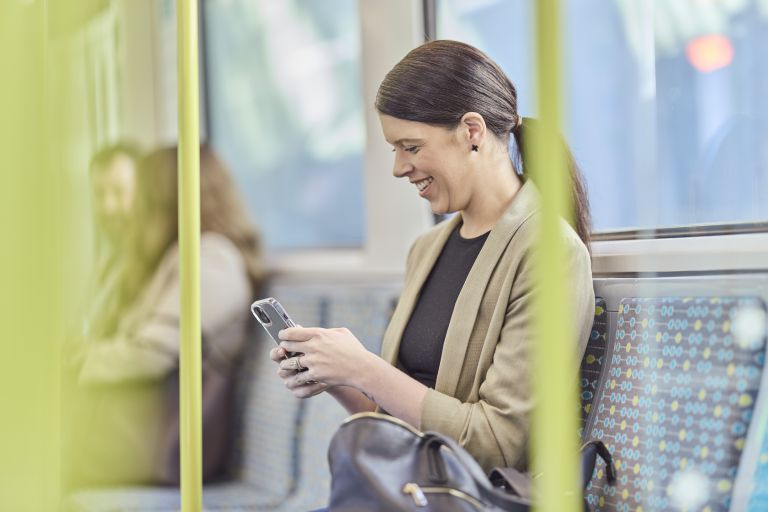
[
  {"x1": 253, "y1": 0, "x2": 435, "y2": 277},
  {"x1": 592, "y1": 222, "x2": 768, "y2": 242},
  {"x1": 192, "y1": 0, "x2": 768, "y2": 278},
  {"x1": 432, "y1": 0, "x2": 768, "y2": 243}
]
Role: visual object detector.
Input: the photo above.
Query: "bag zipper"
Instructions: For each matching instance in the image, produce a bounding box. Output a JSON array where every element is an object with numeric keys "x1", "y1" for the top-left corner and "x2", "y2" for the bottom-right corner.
[
  {"x1": 402, "y1": 482, "x2": 485, "y2": 510},
  {"x1": 342, "y1": 411, "x2": 424, "y2": 437}
]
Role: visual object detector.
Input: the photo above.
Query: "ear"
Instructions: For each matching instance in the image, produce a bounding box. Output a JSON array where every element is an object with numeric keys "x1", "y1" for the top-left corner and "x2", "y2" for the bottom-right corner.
[{"x1": 459, "y1": 112, "x2": 486, "y2": 148}]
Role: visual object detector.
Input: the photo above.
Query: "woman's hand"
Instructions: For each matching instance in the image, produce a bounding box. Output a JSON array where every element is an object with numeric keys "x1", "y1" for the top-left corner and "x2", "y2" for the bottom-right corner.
[
  {"x1": 273, "y1": 326, "x2": 428, "y2": 426},
  {"x1": 277, "y1": 327, "x2": 374, "y2": 390},
  {"x1": 269, "y1": 345, "x2": 328, "y2": 399}
]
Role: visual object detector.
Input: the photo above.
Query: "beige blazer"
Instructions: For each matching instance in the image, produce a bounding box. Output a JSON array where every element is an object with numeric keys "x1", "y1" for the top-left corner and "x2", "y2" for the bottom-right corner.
[
  {"x1": 78, "y1": 232, "x2": 251, "y2": 384},
  {"x1": 380, "y1": 181, "x2": 594, "y2": 472}
]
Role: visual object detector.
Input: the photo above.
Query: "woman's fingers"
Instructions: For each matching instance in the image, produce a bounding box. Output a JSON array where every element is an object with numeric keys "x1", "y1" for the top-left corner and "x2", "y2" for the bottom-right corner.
[
  {"x1": 278, "y1": 326, "x2": 321, "y2": 342},
  {"x1": 291, "y1": 382, "x2": 328, "y2": 399},
  {"x1": 269, "y1": 346, "x2": 287, "y2": 362},
  {"x1": 279, "y1": 356, "x2": 306, "y2": 372},
  {"x1": 283, "y1": 369, "x2": 320, "y2": 389},
  {"x1": 279, "y1": 340, "x2": 311, "y2": 354}
]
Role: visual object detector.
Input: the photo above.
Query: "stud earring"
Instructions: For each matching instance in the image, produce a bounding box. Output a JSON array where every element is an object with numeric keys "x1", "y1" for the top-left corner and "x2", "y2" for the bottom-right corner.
[{"x1": 471, "y1": 144, "x2": 479, "y2": 152}]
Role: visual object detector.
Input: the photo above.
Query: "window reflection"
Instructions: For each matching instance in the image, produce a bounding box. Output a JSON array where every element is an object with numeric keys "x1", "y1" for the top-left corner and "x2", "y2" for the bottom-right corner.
[
  {"x1": 437, "y1": 0, "x2": 768, "y2": 231},
  {"x1": 204, "y1": 0, "x2": 365, "y2": 249}
]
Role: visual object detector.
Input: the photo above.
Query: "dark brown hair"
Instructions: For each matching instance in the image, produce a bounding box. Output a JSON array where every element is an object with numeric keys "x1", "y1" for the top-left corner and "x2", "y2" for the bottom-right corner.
[{"x1": 375, "y1": 39, "x2": 591, "y2": 247}]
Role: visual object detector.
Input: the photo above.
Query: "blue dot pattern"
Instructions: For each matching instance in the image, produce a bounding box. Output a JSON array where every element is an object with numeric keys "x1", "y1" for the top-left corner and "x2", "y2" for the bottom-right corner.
[
  {"x1": 584, "y1": 297, "x2": 766, "y2": 512},
  {"x1": 580, "y1": 298, "x2": 608, "y2": 437}
]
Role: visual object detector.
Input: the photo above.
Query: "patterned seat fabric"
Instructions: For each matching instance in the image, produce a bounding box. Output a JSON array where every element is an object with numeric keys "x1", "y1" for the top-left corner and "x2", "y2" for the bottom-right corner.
[
  {"x1": 585, "y1": 297, "x2": 767, "y2": 512},
  {"x1": 580, "y1": 297, "x2": 608, "y2": 437}
]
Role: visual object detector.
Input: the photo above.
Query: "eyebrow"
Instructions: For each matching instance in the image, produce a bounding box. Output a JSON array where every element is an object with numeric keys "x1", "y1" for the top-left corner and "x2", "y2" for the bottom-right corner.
[{"x1": 390, "y1": 138, "x2": 424, "y2": 146}]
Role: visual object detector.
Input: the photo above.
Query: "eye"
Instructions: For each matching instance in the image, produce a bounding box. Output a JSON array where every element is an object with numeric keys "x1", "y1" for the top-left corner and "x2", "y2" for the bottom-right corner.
[{"x1": 404, "y1": 146, "x2": 420, "y2": 154}]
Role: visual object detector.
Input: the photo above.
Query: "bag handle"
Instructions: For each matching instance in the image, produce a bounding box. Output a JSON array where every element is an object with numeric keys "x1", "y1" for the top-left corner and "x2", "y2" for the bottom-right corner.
[
  {"x1": 580, "y1": 439, "x2": 616, "y2": 487},
  {"x1": 421, "y1": 431, "x2": 530, "y2": 509},
  {"x1": 488, "y1": 466, "x2": 532, "y2": 499},
  {"x1": 489, "y1": 439, "x2": 616, "y2": 500},
  {"x1": 421, "y1": 432, "x2": 492, "y2": 486}
]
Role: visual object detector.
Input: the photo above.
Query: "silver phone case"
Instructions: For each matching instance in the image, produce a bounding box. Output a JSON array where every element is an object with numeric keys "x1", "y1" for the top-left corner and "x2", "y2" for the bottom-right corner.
[{"x1": 251, "y1": 297, "x2": 297, "y2": 346}]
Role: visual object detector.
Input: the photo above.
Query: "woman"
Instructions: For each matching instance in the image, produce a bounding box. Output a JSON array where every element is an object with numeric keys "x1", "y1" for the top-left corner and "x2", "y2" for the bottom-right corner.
[
  {"x1": 66, "y1": 144, "x2": 263, "y2": 486},
  {"x1": 270, "y1": 40, "x2": 594, "y2": 472}
]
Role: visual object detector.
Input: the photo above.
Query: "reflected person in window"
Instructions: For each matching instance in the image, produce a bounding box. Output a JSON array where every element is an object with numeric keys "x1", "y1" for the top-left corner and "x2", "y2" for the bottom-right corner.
[
  {"x1": 270, "y1": 40, "x2": 594, "y2": 472},
  {"x1": 83, "y1": 143, "x2": 142, "y2": 338},
  {"x1": 66, "y1": 145, "x2": 263, "y2": 486}
]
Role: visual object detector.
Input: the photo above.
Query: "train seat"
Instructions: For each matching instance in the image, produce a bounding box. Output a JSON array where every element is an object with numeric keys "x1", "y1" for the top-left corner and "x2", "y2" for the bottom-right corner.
[
  {"x1": 746, "y1": 416, "x2": 768, "y2": 510},
  {"x1": 583, "y1": 296, "x2": 767, "y2": 512},
  {"x1": 64, "y1": 286, "x2": 609, "y2": 511},
  {"x1": 580, "y1": 297, "x2": 609, "y2": 435},
  {"x1": 63, "y1": 284, "x2": 400, "y2": 512}
]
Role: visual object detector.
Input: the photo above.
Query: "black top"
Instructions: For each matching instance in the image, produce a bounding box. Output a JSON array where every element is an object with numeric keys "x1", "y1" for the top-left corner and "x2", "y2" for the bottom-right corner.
[{"x1": 398, "y1": 223, "x2": 490, "y2": 389}]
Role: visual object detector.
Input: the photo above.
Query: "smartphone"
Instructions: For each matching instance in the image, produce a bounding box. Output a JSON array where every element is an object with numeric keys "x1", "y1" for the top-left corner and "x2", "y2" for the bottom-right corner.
[
  {"x1": 251, "y1": 297, "x2": 297, "y2": 346},
  {"x1": 251, "y1": 297, "x2": 311, "y2": 369}
]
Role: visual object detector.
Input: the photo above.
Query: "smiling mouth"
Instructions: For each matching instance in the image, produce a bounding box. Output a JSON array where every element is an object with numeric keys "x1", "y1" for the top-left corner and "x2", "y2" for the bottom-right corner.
[{"x1": 414, "y1": 177, "x2": 433, "y2": 194}]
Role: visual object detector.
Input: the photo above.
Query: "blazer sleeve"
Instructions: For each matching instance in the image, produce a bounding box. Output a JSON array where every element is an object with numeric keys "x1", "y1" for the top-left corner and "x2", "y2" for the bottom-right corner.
[
  {"x1": 78, "y1": 234, "x2": 251, "y2": 384},
  {"x1": 419, "y1": 232, "x2": 594, "y2": 470}
]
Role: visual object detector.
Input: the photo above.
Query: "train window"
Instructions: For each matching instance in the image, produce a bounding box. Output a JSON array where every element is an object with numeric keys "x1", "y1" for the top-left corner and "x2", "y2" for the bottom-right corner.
[
  {"x1": 204, "y1": 0, "x2": 365, "y2": 249},
  {"x1": 437, "y1": 0, "x2": 768, "y2": 234}
]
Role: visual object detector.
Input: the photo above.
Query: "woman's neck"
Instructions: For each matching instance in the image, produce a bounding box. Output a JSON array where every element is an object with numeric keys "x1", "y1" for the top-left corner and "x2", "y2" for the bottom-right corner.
[{"x1": 459, "y1": 157, "x2": 522, "y2": 239}]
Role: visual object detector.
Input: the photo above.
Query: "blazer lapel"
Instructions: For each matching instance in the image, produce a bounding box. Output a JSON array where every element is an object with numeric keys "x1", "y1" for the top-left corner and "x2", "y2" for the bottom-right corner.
[
  {"x1": 434, "y1": 182, "x2": 539, "y2": 396},
  {"x1": 381, "y1": 214, "x2": 462, "y2": 366}
]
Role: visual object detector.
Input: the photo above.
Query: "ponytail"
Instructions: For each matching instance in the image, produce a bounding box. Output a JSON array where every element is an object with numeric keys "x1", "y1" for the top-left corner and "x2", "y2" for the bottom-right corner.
[
  {"x1": 512, "y1": 117, "x2": 592, "y2": 250},
  {"x1": 372, "y1": 40, "x2": 591, "y2": 248}
]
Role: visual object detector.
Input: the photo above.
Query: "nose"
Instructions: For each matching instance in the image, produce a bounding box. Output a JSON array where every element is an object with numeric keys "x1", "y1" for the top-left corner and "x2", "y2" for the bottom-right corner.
[{"x1": 392, "y1": 153, "x2": 414, "y2": 178}]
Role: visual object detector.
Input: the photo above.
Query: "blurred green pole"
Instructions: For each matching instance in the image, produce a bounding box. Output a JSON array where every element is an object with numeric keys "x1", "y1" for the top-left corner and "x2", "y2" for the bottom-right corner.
[
  {"x1": 177, "y1": 0, "x2": 203, "y2": 510},
  {"x1": 0, "y1": 1, "x2": 63, "y2": 510},
  {"x1": 529, "y1": 1, "x2": 580, "y2": 511}
]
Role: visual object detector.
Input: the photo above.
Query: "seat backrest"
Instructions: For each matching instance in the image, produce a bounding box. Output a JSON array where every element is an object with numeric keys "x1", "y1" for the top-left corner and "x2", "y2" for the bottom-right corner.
[
  {"x1": 737, "y1": 303, "x2": 768, "y2": 511},
  {"x1": 584, "y1": 297, "x2": 767, "y2": 511},
  {"x1": 284, "y1": 285, "x2": 402, "y2": 510},
  {"x1": 230, "y1": 288, "x2": 326, "y2": 500},
  {"x1": 228, "y1": 284, "x2": 401, "y2": 509},
  {"x1": 745, "y1": 427, "x2": 768, "y2": 511},
  {"x1": 580, "y1": 297, "x2": 609, "y2": 436}
]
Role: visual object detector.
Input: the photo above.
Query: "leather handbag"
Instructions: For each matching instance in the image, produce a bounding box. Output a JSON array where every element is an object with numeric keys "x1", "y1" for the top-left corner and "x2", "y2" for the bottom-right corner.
[
  {"x1": 327, "y1": 412, "x2": 531, "y2": 511},
  {"x1": 327, "y1": 412, "x2": 617, "y2": 511}
]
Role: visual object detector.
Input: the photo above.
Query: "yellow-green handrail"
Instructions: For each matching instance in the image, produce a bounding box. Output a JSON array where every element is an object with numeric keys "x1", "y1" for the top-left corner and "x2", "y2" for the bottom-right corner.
[
  {"x1": 177, "y1": 0, "x2": 202, "y2": 510},
  {"x1": 530, "y1": 1, "x2": 580, "y2": 511}
]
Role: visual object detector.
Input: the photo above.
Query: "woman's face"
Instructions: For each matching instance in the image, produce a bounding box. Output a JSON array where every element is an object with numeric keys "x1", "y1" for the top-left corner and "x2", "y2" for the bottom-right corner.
[
  {"x1": 378, "y1": 114, "x2": 474, "y2": 215},
  {"x1": 91, "y1": 154, "x2": 137, "y2": 243}
]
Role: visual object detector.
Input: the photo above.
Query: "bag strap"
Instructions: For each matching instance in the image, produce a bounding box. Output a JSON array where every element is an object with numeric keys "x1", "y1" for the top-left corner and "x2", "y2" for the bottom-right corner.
[
  {"x1": 488, "y1": 466, "x2": 532, "y2": 499},
  {"x1": 421, "y1": 432, "x2": 493, "y2": 486},
  {"x1": 421, "y1": 432, "x2": 530, "y2": 509},
  {"x1": 580, "y1": 439, "x2": 616, "y2": 487},
  {"x1": 489, "y1": 439, "x2": 617, "y2": 500}
]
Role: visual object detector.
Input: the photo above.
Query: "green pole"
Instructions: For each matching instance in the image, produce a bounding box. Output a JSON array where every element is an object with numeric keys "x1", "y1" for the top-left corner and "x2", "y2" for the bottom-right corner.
[
  {"x1": 0, "y1": 2, "x2": 61, "y2": 509},
  {"x1": 177, "y1": 0, "x2": 202, "y2": 510},
  {"x1": 530, "y1": 1, "x2": 580, "y2": 511}
]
